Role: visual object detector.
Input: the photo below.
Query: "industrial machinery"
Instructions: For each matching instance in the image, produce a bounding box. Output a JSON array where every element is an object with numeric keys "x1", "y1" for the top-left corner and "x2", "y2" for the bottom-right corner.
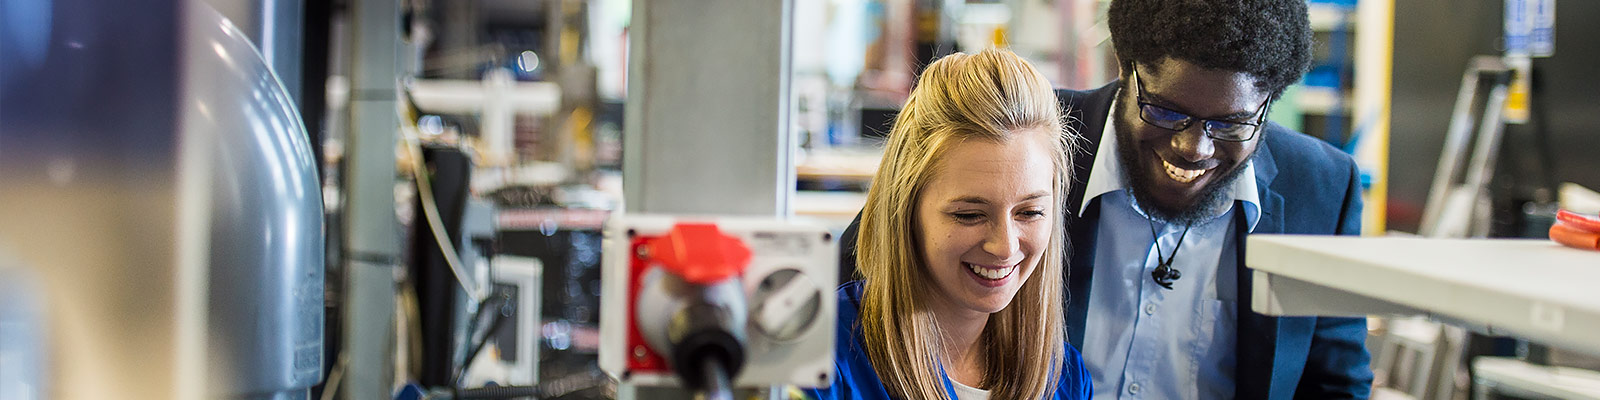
[{"x1": 600, "y1": 216, "x2": 837, "y2": 398}]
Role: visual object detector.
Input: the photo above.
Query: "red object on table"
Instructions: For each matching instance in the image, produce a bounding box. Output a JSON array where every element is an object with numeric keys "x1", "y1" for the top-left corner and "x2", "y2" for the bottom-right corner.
[
  {"x1": 1549, "y1": 222, "x2": 1600, "y2": 251},
  {"x1": 1556, "y1": 209, "x2": 1600, "y2": 234}
]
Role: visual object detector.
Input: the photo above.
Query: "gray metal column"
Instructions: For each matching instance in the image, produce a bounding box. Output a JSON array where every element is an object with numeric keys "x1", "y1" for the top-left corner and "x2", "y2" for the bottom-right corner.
[
  {"x1": 623, "y1": 0, "x2": 796, "y2": 216},
  {"x1": 340, "y1": 0, "x2": 403, "y2": 397}
]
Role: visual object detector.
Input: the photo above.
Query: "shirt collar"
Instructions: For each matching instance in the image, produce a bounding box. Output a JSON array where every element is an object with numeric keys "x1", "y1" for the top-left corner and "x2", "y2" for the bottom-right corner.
[{"x1": 1079, "y1": 96, "x2": 1262, "y2": 232}]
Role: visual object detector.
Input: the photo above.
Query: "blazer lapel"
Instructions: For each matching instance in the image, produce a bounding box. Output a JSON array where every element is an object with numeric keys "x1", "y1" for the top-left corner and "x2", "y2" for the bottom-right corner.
[
  {"x1": 1066, "y1": 198, "x2": 1100, "y2": 348},
  {"x1": 1236, "y1": 134, "x2": 1319, "y2": 399},
  {"x1": 1234, "y1": 221, "x2": 1278, "y2": 399},
  {"x1": 1061, "y1": 83, "x2": 1117, "y2": 349},
  {"x1": 1238, "y1": 134, "x2": 1277, "y2": 397},
  {"x1": 1252, "y1": 135, "x2": 1285, "y2": 235}
]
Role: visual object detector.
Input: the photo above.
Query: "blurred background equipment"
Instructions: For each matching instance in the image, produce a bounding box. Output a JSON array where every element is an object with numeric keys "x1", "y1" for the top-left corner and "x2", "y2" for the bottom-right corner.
[
  {"x1": 600, "y1": 217, "x2": 837, "y2": 399},
  {"x1": 1418, "y1": 56, "x2": 1516, "y2": 239},
  {"x1": 609, "y1": 1, "x2": 843, "y2": 397}
]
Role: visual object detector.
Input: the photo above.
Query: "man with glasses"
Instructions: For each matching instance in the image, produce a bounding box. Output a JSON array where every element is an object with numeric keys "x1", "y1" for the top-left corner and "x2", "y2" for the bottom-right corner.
[
  {"x1": 1059, "y1": 0, "x2": 1372, "y2": 399},
  {"x1": 837, "y1": 0, "x2": 1371, "y2": 398}
]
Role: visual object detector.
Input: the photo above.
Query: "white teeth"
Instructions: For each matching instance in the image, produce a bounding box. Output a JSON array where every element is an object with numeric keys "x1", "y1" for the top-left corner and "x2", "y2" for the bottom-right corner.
[
  {"x1": 965, "y1": 262, "x2": 1016, "y2": 280},
  {"x1": 1162, "y1": 160, "x2": 1204, "y2": 183}
]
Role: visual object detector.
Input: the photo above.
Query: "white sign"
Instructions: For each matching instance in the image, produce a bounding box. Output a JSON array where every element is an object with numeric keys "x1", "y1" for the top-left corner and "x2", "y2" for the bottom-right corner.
[{"x1": 1531, "y1": 0, "x2": 1555, "y2": 57}]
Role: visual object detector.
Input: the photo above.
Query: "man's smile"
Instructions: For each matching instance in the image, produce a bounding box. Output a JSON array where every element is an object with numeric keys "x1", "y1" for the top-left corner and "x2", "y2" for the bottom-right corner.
[{"x1": 1162, "y1": 159, "x2": 1208, "y2": 183}]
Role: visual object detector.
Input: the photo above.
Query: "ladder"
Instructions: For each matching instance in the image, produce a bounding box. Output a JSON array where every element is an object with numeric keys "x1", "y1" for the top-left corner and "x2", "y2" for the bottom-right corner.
[{"x1": 1418, "y1": 56, "x2": 1517, "y2": 239}]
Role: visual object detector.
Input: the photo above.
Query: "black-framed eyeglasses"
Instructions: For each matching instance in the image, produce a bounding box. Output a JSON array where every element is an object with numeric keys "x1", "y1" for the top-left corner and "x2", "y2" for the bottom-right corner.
[{"x1": 1130, "y1": 64, "x2": 1270, "y2": 142}]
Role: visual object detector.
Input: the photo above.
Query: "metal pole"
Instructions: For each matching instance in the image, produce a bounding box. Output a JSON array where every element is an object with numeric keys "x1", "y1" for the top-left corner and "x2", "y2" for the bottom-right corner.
[
  {"x1": 622, "y1": 0, "x2": 796, "y2": 217},
  {"x1": 340, "y1": 0, "x2": 403, "y2": 397}
]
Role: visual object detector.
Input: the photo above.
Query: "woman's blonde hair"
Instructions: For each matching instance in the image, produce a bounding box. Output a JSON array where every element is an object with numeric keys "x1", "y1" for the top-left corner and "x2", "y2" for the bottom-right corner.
[{"x1": 856, "y1": 47, "x2": 1074, "y2": 400}]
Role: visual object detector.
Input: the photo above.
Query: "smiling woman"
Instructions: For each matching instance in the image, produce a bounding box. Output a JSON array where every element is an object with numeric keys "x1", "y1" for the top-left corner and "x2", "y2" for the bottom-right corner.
[{"x1": 806, "y1": 48, "x2": 1091, "y2": 400}]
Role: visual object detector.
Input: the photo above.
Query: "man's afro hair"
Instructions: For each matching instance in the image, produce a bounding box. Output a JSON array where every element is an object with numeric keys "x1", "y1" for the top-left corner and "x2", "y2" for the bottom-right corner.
[{"x1": 1108, "y1": 0, "x2": 1313, "y2": 96}]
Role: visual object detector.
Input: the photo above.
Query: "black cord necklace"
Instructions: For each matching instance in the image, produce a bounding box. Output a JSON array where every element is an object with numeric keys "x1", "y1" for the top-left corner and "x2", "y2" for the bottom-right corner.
[{"x1": 1148, "y1": 219, "x2": 1190, "y2": 290}]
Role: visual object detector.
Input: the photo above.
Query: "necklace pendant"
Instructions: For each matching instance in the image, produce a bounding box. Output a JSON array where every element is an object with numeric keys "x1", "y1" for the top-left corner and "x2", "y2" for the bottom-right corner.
[
  {"x1": 1152, "y1": 263, "x2": 1181, "y2": 290},
  {"x1": 1148, "y1": 222, "x2": 1191, "y2": 290}
]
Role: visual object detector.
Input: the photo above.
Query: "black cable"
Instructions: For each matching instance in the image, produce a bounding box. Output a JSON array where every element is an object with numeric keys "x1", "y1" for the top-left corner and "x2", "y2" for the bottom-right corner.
[
  {"x1": 698, "y1": 357, "x2": 734, "y2": 400},
  {"x1": 452, "y1": 290, "x2": 515, "y2": 389},
  {"x1": 453, "y1": 293, "x2": 497, "y2": 366},
  {"x1": 1146, "y1": 220, "x2": 1191, "y2": 290},
  {"x1": 451, "y1": 385, "x2": 542, "y2": 399},
  {"x1": 451, "y1": 237, "x2": 502, "y2": 372}
]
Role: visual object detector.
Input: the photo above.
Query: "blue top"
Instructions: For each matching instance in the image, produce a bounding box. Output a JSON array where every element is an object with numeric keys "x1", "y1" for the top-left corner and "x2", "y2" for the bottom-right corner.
[{"x1": 806, "y1": 281, "x2": 1093, "y2": 400}]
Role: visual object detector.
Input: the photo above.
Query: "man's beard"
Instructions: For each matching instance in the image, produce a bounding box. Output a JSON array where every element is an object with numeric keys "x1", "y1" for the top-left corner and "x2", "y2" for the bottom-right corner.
[{"x1": 1112, "y1": 112, "x2": 1252, "y2": 226}]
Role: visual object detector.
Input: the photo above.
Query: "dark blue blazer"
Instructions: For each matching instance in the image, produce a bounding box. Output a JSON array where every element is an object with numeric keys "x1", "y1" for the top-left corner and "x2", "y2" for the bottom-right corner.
[{"x1": 837, "y1": 82, "x2": 1373, "y2": 399}]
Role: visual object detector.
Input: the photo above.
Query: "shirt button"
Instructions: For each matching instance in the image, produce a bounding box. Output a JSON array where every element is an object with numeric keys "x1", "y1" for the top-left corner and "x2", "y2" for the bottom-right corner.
[
  {"x1": 1129, "y1": 383, "x2": 1142, "y2": 394},
  {"x1": 1144, "y1": 304, "x2": 1156, "y2": 315}
]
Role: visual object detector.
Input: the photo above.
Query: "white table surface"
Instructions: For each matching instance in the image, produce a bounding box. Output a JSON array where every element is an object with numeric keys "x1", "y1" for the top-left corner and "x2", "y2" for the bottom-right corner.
[{"x1": 1246, "y1": 235, "x2": 1600, "y2": 356}]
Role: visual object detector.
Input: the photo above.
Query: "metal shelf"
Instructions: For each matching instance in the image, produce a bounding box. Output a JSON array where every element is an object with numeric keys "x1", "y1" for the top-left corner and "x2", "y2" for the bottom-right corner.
[
  {"x1": 1246, "y1": 235, "x2": 1600, "y2": 356},
  {"x1": 1474, "y1": 356, "x2": 1600, "y2": 400},
  {"x1": 1309, "y1": 3, "x2": 1357, "y2": 32}
]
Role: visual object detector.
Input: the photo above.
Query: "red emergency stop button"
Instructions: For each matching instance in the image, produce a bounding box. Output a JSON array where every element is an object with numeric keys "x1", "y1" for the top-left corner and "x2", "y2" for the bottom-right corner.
[{"x1": 646, "y1": 223, "x2": 751, "y2": 284}]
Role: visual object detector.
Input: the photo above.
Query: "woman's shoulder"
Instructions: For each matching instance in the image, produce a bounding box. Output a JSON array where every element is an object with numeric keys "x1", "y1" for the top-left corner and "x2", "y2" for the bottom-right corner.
[
  {"x1": 1054, "y1": 343, "x2": 1094, "y2": 399},
  {"x1": 837, "y1": 280, "x2": 865, "y2": 301},
  {"x1": 832, "y1": 280, "x2": 867, "y2": 356},
  {"x1": 833, "y1": 280, "x2": 867, "y2": 325},
  {"x1": 807, "y1": 280, "x2": 894, "y2": 400}
]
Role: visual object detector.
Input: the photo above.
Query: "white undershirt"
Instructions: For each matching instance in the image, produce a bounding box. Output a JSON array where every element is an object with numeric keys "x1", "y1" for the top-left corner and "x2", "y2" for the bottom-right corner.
[{"x1": 950, "y1": 380, "x2": 990, "y2": 400}]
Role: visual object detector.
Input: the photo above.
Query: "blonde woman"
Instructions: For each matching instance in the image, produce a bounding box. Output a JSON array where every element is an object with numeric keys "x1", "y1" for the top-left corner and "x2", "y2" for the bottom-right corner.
[{"x1": 809, "y1": 48, "x2": 1089, "y2": 399}]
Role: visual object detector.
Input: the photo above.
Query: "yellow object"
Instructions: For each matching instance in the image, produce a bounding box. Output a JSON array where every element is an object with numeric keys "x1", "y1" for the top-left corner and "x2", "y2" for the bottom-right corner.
[
  {"x1": 1503, "y1": 57, "x2": 1533, "y2": 124},
  {"x1": 1355, "y1": 0, "x2": 1395, "y2": 235}
]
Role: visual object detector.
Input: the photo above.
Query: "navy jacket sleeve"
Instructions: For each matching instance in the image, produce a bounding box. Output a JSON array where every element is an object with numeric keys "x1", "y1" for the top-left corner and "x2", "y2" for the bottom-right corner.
[
  {"x1": 1295, "y1": 160, "x2": 1374, "y2": 399},
  {"x1": 838, "y1": 212, "x2": 863, "y2": 284}
]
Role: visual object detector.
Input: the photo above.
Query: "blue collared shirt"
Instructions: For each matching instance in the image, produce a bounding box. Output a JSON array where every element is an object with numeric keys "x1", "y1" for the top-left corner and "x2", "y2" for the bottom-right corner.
[
  {"x1": 808, "y1": 281, "x2": 1094, "y2": 400},
  {"x1": 1077, "y1": 98, "x2": 1261, "y2": 400}
]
